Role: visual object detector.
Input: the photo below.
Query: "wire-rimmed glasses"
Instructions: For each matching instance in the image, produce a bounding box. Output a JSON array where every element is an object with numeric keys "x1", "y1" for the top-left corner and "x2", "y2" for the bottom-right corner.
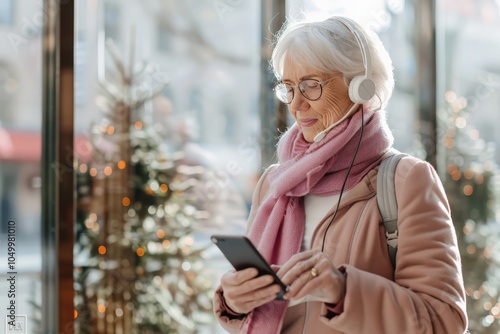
[{"x1": 274, "y1": 76, "x2": 340, "y2": 104}]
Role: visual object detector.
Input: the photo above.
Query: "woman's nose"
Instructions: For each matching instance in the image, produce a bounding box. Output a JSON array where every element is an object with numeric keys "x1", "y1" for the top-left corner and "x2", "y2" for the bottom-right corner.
[{"x1": 289, "y1": 90, "x2": 309, "y2": 111}]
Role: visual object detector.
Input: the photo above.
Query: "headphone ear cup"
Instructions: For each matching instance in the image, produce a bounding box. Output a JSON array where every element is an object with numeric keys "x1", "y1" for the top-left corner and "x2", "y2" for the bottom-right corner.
[{"x1": 348, "y1": 75, "x2": 376, "y2": 104}]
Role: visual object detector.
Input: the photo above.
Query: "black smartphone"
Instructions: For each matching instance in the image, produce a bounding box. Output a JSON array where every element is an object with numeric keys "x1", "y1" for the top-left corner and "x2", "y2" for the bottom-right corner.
[{"x1": 210, "y1": 234, "x2": 288, "y2": 300}]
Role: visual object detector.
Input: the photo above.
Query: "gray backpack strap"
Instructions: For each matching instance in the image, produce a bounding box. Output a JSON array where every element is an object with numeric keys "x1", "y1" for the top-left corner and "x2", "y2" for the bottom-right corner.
[{"x1": 377, "y1": 153, "x2": 406, "y2": 268}]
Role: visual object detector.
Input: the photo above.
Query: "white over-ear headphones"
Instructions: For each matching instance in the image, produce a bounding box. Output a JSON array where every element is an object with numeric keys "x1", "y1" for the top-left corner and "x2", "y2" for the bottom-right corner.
[
  {"x1": 312, "y1": 17, "x2": 375, "y2": 143},
  {"x1": 335, "y1": 17, "x2": 375, "y2": 104}
]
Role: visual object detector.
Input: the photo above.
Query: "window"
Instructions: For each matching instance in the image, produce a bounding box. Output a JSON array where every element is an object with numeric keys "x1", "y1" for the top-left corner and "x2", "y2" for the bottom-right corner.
[
  {"x1": 74, "y1": 1, "x2": 258, "y2": 332},
  {"x1": 439, "y1": 0, "x2": 500, "y2": 331},
  {"x1": 0, "y1": 0, "x2": 42, "y2": 330},
  {"x1": 0, "y1": 0, "x2": 14, "y2": 25}
]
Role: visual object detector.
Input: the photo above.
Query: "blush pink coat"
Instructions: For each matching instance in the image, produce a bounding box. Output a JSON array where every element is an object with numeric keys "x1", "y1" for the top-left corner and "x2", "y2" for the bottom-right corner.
[{"x1": 214, "y1": 156, "x2": 468, "y2": 333}]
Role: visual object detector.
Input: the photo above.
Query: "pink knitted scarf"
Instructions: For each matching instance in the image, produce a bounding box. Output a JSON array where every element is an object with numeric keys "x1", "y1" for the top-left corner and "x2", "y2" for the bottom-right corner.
[{"x1": 242, "y1": 107, "x2": 393, "y2": 333}]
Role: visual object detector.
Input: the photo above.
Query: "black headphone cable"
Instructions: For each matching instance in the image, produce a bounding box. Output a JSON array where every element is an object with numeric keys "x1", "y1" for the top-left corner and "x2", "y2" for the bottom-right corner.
[{"x1": 321, "y1": 106, "x2": 365, "y2": 252}]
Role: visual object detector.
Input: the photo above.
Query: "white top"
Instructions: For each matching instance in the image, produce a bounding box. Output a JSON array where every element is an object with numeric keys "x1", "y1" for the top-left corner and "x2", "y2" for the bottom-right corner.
[
  {"x1": 302, "y1": 193, "x2": 340, "y2": 250},
  {"x1": 288, "y1": 192, "x2": 343, "y2": 307}
]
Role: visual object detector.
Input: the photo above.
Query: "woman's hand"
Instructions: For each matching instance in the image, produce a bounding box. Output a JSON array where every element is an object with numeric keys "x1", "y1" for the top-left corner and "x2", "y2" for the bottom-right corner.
[
  {"x1": 221, "y1": 268, "x2": 284, "y2": 314},
  {"x1": 276, "y1": 250, "x2": 346, "y2": 304}
]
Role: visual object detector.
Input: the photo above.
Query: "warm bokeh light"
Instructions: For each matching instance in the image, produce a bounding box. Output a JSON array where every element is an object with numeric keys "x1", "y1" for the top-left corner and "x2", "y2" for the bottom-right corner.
[
  {"x1": 184, "y1": 236, "x2": 194, "y2": 246},
  {"x1": 445, "y1": 90, "x2": 457, "y2": 103},
  {"x1": 115, "y1": 308, "x2": 124, "y2": 317},
  {"x1": 463, "y1": 224, "x2": 474, "y2": 235},
  {"x1": 122, "y1": 197, "x2": 131, "y2": 206},
  {"x1": 79, "y1": 164, "x2": 88, "y2": 173},
  {"x1": 467, "y1": 244, "x2": 477, "y2": 254},
  {"x1": 447, "y1": 164, "x2": 457, "y2": 174},
  {"x1": 451, "y1": 170, "x2": 461, "y2": 181},
  {"x1": 156, "y1": 229, "x2": 165, "y2": 239},
  {"x1": 456, "y1": 97, "x2": 467, "y2": 109},
  {"x1": 162, "y1": 240, "x2": 171, "y2": 249},
  {"x1": 98, "y1": 245, "x2": 107, "y2": 255},
  {"x1": 134, "y1": 121, "x2": 143, "y2": 129},
  {"x1": 136, "y1": 247, "x2": 145, "y2": 256},
  {"x1": 455, "y1": 116, "x2": 466, "y2": 128},
  {"x1": 444, "y1": 137, "x2": 454, "y2": 149},
  {"x1": 464, "y1": 169, "x2": 474, "y2": 179},
  {"x1": 463, "y1": 185, "x2": 473, "y2": 196},
  {"x1": 104, "y1": 166, "x2": 112, "y2": 176},
  {"x1": 160, "y1": 184, "x2": 168, "y2": 193},
  {"x1": 85, "y1": 219, "x2": 93, "y2": 229},
  {"x1": 117, "y1": 160, "x2": 127, "y2": 169},
  {"x1": 469, "y1": 129, "x2": 480, "y2": 140},
  {"x1": 106, "y1": 126, "x2": 115, "y2": 135},
  {"x1": 89, "y1": 167, "x2": 98, "y2": 177}
]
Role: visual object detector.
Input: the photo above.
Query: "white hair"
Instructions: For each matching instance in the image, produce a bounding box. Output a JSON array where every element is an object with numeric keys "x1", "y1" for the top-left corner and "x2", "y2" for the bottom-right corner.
[{"x1": 271, "y1": 16, "x2": 394, "y2": 109}]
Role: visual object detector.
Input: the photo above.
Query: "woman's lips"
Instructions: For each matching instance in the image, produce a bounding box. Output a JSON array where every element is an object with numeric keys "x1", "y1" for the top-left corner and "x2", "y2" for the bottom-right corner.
[{"x1": 299, "y1": 118, "x2": 318, "y2": 127}]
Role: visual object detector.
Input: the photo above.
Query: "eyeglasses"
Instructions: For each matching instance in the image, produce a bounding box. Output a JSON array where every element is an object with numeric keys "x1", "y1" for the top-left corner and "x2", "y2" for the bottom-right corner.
[{"x1": 274, "y1": 76, "x2": 339, "y2": 104}]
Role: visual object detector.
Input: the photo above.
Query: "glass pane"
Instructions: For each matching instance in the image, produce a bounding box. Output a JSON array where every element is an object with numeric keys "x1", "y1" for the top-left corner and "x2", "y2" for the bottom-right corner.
[
  {"x1": 0, "y1": 0, "x2": 14, "y2": 25},
  {"x1": 0, "y1": 0, "x2": 42, "y2": 332},
  {"x1": 439, "y1": 1, "x2": 500, "y2": 332},
  {"x1": 74, "y1": 1, "x2": 258, "y2": 332}
]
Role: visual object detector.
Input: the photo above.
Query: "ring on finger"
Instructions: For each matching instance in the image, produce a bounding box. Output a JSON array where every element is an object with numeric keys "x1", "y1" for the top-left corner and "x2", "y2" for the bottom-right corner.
[{"x1": 310, "y1": 267, "x2": 319, "y2": 278}]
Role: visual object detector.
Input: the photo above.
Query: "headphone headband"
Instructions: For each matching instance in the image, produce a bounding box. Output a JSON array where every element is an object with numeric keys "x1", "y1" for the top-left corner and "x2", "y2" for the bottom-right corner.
[{"x1": 334, "y1": 16, "x2": 375, "y2": 103}]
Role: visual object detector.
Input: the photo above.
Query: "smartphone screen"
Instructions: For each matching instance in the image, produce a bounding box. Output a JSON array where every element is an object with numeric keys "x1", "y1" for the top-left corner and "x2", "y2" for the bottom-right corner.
[{"x1": 211, "y1": 234, "x2": 288, "y2": 300}]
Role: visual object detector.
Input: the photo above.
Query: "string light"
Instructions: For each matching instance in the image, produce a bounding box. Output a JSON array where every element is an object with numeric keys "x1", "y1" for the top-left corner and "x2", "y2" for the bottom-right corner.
[
  {"x1": 469, "y1": 129, "x2": 480, "y2": 140},
  {"x1": 122, "y1": 197, "x2": 131, "y2": 206},
  {"x1": 162, "y1": 240, "x2": 171, "y2": 249},
  {"x1": 451, "y1": 170, "x2": 461, "y2": 181},
  {"x1": 463, "y1": 185, "x2": 473, "y2": 196},
  {"x1": 156, "y1": 230, "x2": 165, "y2": 239},
  {"x1": 79, "y1": 164, "x2": 88, "y2": 173},
  {"x1": 104, "y1": 166, "x2": 112, "y2": 176},
  {"x1": 445, "y1": 91, "x2": 457, "y2": 103},
  {"x1": 98, "y1": 245, "x2": 107, "y2": 255},
  {"x1": 464, "y1": 169, "x2": 474, "y2": 180},
  {"x1": 136, "y1": 247, "x2": 145, "y2": 257},
  {"x1": 455, "y1": 116, "x2": 467, "y2": 128},
  {"x1": 117, "y1": 160, "x2": 127, "y2": 169}
]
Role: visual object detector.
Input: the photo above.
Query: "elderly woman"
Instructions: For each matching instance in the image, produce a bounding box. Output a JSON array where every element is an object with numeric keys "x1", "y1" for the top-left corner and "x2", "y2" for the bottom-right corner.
[{"x1": 213, "y1": 16, "x2": 468, "y2": 333}]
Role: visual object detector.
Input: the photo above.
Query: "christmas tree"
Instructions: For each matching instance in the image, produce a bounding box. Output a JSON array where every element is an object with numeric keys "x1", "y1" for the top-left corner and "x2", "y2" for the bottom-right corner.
[
  {"x1": 74, "y1": 38, "x2": 213, "y2": 334},
  {"x1": 442, "y1": 91, "x2": 500, "y2": 333}
]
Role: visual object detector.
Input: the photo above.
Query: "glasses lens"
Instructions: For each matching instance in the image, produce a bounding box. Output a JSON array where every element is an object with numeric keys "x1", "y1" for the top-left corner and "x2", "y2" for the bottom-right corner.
[
  {"x1": 275, "y1": 83, "x2": 292, "y2": 104},
  {"x1": 299, "y1": 79, "x2": 322, "y2": 101}
]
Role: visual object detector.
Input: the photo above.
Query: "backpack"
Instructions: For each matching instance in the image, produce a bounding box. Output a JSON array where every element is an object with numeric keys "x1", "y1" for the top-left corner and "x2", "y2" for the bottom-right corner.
[
  {"x1": 377, "y1": 153, "x2": 471, "y2": 334},
  {"x1": 376, "y1": 152, "x2": 407, "y2": 268}
]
